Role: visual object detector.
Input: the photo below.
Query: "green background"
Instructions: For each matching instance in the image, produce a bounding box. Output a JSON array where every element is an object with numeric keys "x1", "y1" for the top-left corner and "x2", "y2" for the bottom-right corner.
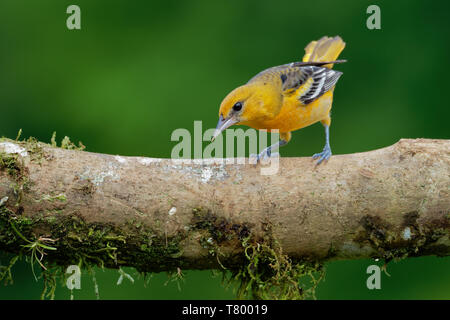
[{"x1": 1, "y1": 0, "x2": 449, "y2": 299}]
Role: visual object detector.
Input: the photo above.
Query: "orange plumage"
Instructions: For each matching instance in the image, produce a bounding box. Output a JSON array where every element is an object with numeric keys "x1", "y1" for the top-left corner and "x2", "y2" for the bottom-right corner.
[{"x1": 212, "y1": 36, "x2": 346, "y2": 164}]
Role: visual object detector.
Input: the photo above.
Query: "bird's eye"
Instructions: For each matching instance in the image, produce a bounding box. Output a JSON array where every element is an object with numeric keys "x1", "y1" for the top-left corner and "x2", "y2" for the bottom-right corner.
[{"x1": 232, "y1": 102, "x2": 243, "y2": 112}]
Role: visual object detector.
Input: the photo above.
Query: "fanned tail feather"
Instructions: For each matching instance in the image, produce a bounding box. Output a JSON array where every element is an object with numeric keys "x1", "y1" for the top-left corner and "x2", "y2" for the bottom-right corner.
[{"x1": 303, "y1": 36, "x2": 346, "y2": 69}]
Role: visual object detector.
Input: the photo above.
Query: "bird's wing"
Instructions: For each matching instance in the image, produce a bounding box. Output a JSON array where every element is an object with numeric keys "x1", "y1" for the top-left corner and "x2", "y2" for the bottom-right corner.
[{"x1": 280, "y1": 66, "x2": 342, "y2": 105}]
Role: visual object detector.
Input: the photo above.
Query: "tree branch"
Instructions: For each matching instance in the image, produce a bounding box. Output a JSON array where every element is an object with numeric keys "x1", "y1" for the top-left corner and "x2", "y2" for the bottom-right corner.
[{"x1": 0, "y1": 138, "x2": 449, "y2": 273}]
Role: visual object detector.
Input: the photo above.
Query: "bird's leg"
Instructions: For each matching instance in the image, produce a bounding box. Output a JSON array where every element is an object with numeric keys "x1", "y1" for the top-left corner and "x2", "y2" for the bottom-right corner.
[
  {"x1": 252, "y1": 132, "x2": 291, "y2": 163},
  {"x1": 255, "y1": 140, "x2": 287, "y2": 162},
  {"x1": 312, "y1": 123, "x2": 332, "y2": 164}
]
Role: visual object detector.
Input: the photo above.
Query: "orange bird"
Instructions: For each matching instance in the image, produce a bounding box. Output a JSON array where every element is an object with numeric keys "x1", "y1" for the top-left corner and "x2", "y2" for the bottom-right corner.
[{"x1": 212, "y1": 36, "x2": 346, "y2": 164}]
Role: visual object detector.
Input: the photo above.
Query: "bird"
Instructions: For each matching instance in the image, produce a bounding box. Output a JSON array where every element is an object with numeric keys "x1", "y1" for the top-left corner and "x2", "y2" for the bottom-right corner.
[{"x1": 211, "y1": 36, "x2": 346, "y2": 164}]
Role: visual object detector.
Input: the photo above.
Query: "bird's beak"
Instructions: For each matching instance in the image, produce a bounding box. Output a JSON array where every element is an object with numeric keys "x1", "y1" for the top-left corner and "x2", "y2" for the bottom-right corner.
[{"x1": 211, "y1": 114, "x2": 238, "y2": 141}]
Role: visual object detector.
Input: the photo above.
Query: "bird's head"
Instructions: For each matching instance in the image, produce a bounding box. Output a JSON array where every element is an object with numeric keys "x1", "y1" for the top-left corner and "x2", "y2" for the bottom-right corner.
[{"x1": 211, "y1": 83, "x2": 282, "y2": 141}]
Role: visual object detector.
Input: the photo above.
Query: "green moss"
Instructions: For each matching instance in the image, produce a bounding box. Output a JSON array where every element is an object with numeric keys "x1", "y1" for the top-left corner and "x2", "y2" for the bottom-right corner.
[
  {"x1": 58, "y1": 133, "x2": 85, "y2": 151},
  {"x1": 22, "y1": 137, "x2": 45, "y2": 163},
  {"x1": 40, "y1": 265, "x2": 64, "y2": 300},
  {"x1": 0, "y1": 136, "x2": 46, "y2": 206},
  {"x1": 39, "y1": 193, "x2": 67, "y2": 203},
  {"x1": 355, "y1": 215, "x2": 414, "y2": 262},
  {"x1": 0, "y1": 135, "x2": 46, "y2": 165},
  {"x1": 15, "y1": 129, "x2": 23, "y2": 141},
  {"x1": 224, "y1": 236, "x2": 324, "y2": 300},
  {"x1": 50, "y1": 131, "x2": 85, "y2": 150},
  {"x1": 0, "y1": 148, "x2": 29, "y2": 205},
  {"x1": 0, "y1": 204, "x2": 185, "y2": 271},
  {"x1": 0, "y1": 255, "x2": 19, "y2": 285},
  {"x1": 0, "y1": 191, "x2": 188, "y2": 298},
  {"x1": 190, "y1": 208, "x2": 324, "y2": 300},
  {"x1": 191, "y1": 207, "x2": 250, "y2": 244},
  {"x1": 355, "y1": 214, "x2": 450, "y2": 263},
  {"x1": 0, "y1": 151, "x2": 22, "y2": 178}
]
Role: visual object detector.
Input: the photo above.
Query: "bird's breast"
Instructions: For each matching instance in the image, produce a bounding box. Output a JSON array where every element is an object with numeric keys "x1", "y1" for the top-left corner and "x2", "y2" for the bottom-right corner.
[{"x1": 246, "y1": 90, "x2": 334, "y2": 132}]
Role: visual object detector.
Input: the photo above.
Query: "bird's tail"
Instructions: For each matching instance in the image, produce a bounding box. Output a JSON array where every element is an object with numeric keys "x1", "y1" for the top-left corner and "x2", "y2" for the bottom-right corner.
[{"x1": 303, "y1": 36, "x2": 346, "y2": 69}]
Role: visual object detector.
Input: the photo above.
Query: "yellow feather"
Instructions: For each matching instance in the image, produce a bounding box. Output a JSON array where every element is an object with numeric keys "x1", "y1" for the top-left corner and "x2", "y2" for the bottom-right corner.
[{"x1": 302, "y1": 36, "x2": 346, "y2": 68}]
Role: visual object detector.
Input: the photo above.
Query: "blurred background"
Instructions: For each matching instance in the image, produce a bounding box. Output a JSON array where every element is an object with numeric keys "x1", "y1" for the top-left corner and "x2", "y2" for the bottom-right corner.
[{"x1": 0, "y1": 0, "x2": 449, "y2": 299}]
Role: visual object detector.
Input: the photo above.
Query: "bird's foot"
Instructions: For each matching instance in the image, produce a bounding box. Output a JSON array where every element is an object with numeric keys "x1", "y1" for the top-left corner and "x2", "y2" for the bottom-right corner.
[
  {"x1": 250, "y1": 147, "x2": 278, "y2": 165},
  {"x1": 312, "y1": 145, "x2": 332, "y2": 165}
]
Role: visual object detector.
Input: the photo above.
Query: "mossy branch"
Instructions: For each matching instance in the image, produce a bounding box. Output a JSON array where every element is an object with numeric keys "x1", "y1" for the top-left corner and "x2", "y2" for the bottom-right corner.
[{"x1": 0, "y1": 137, "x2": 449, "y2": 298}]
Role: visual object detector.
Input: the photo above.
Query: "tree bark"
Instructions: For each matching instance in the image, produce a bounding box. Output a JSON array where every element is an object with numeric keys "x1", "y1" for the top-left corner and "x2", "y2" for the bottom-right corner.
[{"x1": 0, "y1": 138, "x2": 449, "y2": 273}]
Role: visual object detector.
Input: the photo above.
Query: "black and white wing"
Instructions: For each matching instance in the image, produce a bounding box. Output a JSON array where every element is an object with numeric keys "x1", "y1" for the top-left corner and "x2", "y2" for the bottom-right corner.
[{"x1": 280, "y1": 66, "x2": 342, "y2": 105}]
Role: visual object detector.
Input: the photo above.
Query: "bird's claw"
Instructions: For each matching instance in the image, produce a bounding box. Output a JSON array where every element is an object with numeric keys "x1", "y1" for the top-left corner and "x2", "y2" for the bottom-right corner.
[
  {"x1": 250, "y1": 148, "x2": 277, "y2": 165},
  {"x1": 312, "y1": 146, "x2": 332, "y2": 165}
]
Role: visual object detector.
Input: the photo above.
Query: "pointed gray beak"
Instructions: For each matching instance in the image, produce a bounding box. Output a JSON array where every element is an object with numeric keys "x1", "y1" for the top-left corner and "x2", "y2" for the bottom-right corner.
[{"x1": 211, "y1": 114, "x2": 238, "y2": 141}]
